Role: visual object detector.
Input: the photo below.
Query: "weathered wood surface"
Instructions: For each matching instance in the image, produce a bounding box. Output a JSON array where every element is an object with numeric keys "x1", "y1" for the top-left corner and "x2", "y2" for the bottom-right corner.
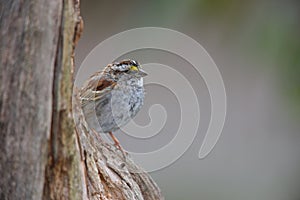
[
  {"x1": 42, "y1": 0, "x2": 84, "y2": 199},
  {"x1": 0, "y1": 0, "x2": 68, "y2": 199}
]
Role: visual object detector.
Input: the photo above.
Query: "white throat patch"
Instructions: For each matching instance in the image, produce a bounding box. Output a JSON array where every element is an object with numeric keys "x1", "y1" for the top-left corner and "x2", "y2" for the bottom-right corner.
[{"x1": 137, "y1": 78, "x2": 143, "y2": 87}]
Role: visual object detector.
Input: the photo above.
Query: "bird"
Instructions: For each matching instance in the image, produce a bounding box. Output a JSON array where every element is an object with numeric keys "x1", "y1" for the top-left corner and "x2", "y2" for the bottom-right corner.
[{"x1": 79, "y1": 59, "x2": 147, "y2": 152}]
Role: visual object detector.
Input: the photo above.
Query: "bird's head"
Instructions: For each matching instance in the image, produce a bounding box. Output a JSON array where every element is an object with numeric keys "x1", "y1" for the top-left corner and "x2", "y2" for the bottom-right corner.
[{"x1": 106, "y1": 59, "x2": 148, "y2": 81}]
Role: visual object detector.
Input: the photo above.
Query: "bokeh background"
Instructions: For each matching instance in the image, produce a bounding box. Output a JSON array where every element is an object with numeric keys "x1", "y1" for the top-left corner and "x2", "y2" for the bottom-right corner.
[{"x1": 75, "y1": 1, "x2": 300, "y2": 199}]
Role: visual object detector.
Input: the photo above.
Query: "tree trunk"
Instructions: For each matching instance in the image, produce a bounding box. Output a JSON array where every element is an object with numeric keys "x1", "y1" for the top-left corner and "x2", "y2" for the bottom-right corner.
[{"x1": 0, "y1": 0, "x2": 163, "y2": 200}]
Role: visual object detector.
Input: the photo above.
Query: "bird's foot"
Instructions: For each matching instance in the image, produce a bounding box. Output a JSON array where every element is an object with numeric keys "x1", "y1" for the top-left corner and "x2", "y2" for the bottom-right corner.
[{"x1": 109, "y1": 132, "x2": 128, "y2": 158}]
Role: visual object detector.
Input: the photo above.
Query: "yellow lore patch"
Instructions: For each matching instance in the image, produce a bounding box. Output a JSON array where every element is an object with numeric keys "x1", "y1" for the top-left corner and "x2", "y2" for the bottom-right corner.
[{"x1": 130, "y1": 66, "x2": 139, "y2": 71}]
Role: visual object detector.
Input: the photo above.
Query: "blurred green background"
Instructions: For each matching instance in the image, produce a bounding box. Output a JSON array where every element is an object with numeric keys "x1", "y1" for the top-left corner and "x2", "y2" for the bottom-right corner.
[{"x1": 75, "y1": 0, "x2": 300, "y2": 199}]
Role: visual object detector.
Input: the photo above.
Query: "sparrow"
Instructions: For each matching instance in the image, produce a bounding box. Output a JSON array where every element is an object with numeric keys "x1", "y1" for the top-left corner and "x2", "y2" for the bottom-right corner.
[{"x1": 79, "y1": 59, "x2": 147, "y2": 151}]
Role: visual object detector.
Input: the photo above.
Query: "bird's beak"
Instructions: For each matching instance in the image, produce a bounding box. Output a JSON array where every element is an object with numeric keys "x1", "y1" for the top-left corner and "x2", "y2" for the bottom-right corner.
[{"x1": 137, "y1": 69, "x2": 148, "y2": 77}]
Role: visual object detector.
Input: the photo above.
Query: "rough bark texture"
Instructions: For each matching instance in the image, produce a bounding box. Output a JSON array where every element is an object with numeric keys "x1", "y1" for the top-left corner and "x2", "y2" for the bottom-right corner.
[
  {"x1": 0, "y1": 0, "x2": 163, "y2": 199},
  {"x1": 42, "y1": 0, "x2": 84, "y2": 199},
  {"x1": 0, "y1": 0, "x2": 65, "y2": 199}
]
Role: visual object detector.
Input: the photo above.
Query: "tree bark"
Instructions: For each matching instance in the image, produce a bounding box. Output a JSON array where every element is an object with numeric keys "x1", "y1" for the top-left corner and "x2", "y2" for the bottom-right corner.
[{"x1": 0, "y1": 1, "x2": 163, "y2": 200}]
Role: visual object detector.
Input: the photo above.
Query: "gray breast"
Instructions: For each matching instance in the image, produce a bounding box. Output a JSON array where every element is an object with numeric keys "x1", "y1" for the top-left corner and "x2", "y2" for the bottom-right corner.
[{"x1": 93, "y1": 80, "x2": 144, "y2": 133}]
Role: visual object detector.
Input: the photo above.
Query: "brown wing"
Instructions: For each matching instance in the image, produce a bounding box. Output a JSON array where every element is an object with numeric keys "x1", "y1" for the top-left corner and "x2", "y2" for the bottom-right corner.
[
  {"x1": 95, "y1": 79, "x2": 116, "y2": 91},
  {"x1": 80, "y1": 73, "x2": 117, "y2": 105}
]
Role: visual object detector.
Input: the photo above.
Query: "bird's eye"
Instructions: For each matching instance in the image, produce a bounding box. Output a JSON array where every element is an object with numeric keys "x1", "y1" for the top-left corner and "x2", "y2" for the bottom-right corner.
[{"x1": 130, "y1": 66, "x2": 138, "y2": 71}]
